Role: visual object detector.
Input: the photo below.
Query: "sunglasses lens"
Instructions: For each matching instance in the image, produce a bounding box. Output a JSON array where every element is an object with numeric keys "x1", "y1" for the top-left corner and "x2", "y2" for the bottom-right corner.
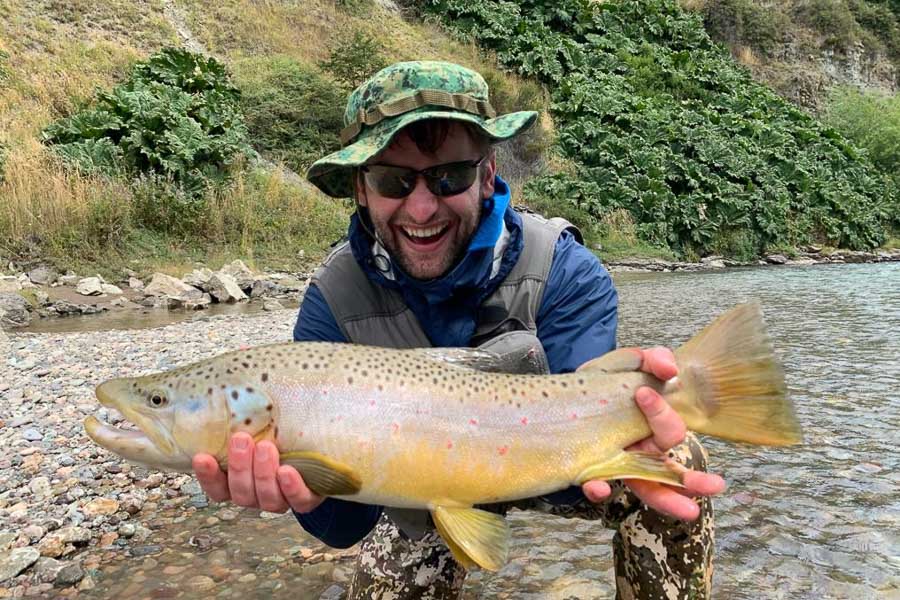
[
  {"x1": 363, "y1": 159, "x2": 482, "y2": 199},
  {"x1": 426, "y1": 163, "x2": 478, "y2": 196},
  {"x1": 364, "y1": 166, "x2": 416, "y2": 199}
]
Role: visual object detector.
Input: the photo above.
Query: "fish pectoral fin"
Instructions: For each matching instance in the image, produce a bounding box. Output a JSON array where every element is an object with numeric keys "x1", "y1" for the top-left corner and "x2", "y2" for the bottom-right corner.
[
  {"x1": 279, "y1": 451, "x2": 362, "y2": 496},
  {"x1": 576, "y1": 348, "x2": 643, "y2": 373},
  {"x1": 575, "y1": 451, "x2": 684, "y2": 487},
  {"x1": 431, "y1": 506, "x2": 509, "y2": 572}
]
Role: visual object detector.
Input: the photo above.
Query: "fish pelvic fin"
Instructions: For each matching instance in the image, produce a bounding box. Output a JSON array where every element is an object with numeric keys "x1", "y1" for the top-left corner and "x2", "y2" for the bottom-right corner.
[
  {"x1": 431, "y1": 506, "x2": 509, "y2": 572},
  {"x1": 670, "y1": 302, "x2": 803, "y2": 446},
  {"x1": 575, "y1": 450, "x2": 684, "y2": 487},
  {"x1": 279, "y1": 451, "x2": 362, "y2": 496}
]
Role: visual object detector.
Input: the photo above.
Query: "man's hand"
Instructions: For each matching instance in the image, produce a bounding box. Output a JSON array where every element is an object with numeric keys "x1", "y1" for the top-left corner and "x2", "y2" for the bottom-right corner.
[
  {"x1": 193, "y1": 433, "x2": 324, "y2": 514},
  {"x1": 580, "y1": 347, "x2": 726, "y2": 520}
]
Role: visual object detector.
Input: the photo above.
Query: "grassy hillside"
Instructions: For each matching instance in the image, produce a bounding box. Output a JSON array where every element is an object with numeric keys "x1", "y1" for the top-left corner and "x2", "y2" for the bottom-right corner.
[
  {"x1": 0, "y1": 0, "x2": 550, "y2": 276},
  {"x1": 0, "y1": 0, "x2": 896, "y2": 277}
]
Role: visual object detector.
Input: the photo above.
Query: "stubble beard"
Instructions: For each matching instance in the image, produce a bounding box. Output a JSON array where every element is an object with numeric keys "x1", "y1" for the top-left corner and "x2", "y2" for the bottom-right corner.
[{"x1": 371, "y1": 200, "x2": 483, "y2": 281}]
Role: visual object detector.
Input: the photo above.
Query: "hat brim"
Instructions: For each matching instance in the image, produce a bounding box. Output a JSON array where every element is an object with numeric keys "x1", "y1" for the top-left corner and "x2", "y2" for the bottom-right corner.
[{"x1": 306, "y1": 109, "x2": 538, "y2": 198}]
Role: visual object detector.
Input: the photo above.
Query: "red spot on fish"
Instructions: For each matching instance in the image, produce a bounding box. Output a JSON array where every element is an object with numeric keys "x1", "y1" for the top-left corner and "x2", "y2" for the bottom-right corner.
[
  {"x1": 497, "y1": 446, "x2": 509, "y2": 456},
  {"x1": 369, "y1": 400, "x2": 376, "y2": 406},
  {"x1": 622, "y1": 383, "x2": 630, "y2": 390},
  {"x1": 598, "y1": 398, "x2": 608, "y2": 406},
  {"x1": 469, "y1": 418, "x2": 478, "y2": 426},
  {"x1": 570, "y1": 412, "x2": 578, "y2": 420},
  {"x1": 520, "y1": 417, "x2": 528, "y2": 426},
  {"x1": 239, "y1": 345, "x2": 250, "y2": 351},
  {"x1": 299, "y1": 431, "x2": 304, "y2": 437},
  {"x1": 446, "y1": 440, "x2": 453, "y2": 450},
  {"x1": 392, "y1": 423, "x2": 400, "y2": 434}
]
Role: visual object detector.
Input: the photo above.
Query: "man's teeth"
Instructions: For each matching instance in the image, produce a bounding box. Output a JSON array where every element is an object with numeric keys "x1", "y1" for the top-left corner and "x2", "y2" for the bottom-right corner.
[{"x1": 402, "y1": 225, "x2": 446, "y2": 238}]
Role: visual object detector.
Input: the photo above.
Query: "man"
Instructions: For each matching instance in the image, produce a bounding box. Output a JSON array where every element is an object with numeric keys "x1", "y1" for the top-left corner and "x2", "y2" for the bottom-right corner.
[{"x1": 194, "y1": 61, "x2": 725, "y2": 598}]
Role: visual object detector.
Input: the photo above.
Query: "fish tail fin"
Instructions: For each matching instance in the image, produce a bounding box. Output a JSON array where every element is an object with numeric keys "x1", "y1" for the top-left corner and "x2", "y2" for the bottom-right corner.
[{"x1": 669, "y1": 303, "x2": 803, "y2": 446}]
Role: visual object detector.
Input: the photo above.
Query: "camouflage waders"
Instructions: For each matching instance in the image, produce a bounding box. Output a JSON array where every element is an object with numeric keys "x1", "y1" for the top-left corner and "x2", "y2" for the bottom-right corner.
[{"x1": 346, "y1": 433, "x2": 713, "y2": 600}]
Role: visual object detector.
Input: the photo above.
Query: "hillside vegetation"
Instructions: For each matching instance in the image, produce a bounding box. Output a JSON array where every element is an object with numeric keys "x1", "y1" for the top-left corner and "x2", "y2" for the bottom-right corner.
[
  {"x1": 422, "y1": 0, "x2": 898, "y2": 259},
  {"x1": 0, "y1": 0, "x2": 897, "y2": 276}
]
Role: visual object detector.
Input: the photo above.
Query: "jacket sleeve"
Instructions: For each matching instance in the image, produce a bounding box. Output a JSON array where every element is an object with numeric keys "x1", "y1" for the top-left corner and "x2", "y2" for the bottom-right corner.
[
  {"x1": 291, "y1": 284, "x2": 384, "y2": 547},
  {"x1": 535, "y1": 230, "x2": 619, "y2": 505}
]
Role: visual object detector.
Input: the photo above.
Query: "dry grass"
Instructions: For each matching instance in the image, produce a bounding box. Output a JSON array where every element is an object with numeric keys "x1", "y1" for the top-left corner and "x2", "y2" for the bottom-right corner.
[{"x1": 0, "y1": 0, "x2": 551, "y2": 274}]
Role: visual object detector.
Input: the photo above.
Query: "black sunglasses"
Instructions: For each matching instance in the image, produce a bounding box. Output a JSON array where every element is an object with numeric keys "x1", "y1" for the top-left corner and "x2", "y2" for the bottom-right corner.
[{"x1": 361, "y1": 156, "x2": 486, "y2": 199}]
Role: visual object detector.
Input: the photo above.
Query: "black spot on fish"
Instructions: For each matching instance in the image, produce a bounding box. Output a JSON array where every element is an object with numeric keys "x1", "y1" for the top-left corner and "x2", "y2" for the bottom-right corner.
[
  {"x1": 231, "y1": 390, "x2": 239, "y2": 400},
  {"x1": 542, "y1": 391, "x2": 549, "y2": 398},
  {"x1": 242, "y1": 362, "x2": 249, "y2": 369},
  {"x1": 244, "y1": 418, "x2": 252, "y2": 425},
  {"x1": 207, "y1": 388, "x2": 213, "y2": 395},
  {"x1": 347, "y1": 377, "x2": 354, "y2": 385},
  {"x1": 246, "y1": 387, "x2": 254, "y2": 394},
  {"x1": 266, "y1": 404, "x2": 273, "y2": 411},
  {"x1": 262, "y1": 373, "x2": 269, "y2": 382}
]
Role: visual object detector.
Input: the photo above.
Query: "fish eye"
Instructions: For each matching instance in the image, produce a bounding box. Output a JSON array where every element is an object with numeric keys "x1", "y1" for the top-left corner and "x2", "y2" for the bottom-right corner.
[{"x1": 148, "y1": 392, "x2": 168, "y2": 408}]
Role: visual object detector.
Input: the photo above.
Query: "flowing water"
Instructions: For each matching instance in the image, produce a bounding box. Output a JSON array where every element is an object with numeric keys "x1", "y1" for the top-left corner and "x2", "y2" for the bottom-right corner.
[{"x1": 65, "y1": 262, "x2": 900, "y2": 598}]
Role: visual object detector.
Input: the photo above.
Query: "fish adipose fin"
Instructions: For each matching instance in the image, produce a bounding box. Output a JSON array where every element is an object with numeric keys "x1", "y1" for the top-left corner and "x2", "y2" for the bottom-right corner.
[
  {"x1": 431, "y1": 506, "x2": 509, "y2": 572},
  {"x1": 670, "y1": 302, "x2": 803, "y2": 446},
  {"x1": 576, "y1": 348, "x2": 643, "y2": 373},
  {"x1": 279, "y1": 451, "x2": 362, "y2": 496},
  {"x1": 575, "y1": 450, "x2": 684, "y2": 487}
]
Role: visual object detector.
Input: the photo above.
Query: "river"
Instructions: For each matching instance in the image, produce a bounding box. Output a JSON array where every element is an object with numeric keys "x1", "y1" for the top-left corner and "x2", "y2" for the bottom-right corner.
[{"x1": 5, "y1": 262, "x2": 898, "y2": 598}]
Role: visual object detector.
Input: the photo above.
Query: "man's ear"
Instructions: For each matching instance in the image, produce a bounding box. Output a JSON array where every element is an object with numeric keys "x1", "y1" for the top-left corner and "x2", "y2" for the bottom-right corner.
[
  {"x1": 480, "y1": 151, "x2": 497, "y2": 199},
  {"x1": 355, "y1": 170, "x2": 368, "y2": 207}
]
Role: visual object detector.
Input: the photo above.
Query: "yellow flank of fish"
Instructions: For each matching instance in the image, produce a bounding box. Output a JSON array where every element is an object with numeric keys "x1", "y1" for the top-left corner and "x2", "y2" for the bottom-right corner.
[{"x1": 84, "y1": 303, "x2": 802, "y2": 571}]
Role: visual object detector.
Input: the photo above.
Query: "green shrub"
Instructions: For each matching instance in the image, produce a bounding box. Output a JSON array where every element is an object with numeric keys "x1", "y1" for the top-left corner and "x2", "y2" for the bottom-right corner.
[
  {"x1": 849, "y1": 0, "x2": 900, "y2": 55},
  {"x1": 702, "y1": 0, "x2": 788, "y2": 56},
  {"x1": 235, "y1": 57, "x2": 345, "y2": 173},
  {"x1": 319, "y1": 31, "x2": 389, "y2": 91},
  {"x1": 130, "y1": 175, "x2": 209, "y2": 237},
  {"x1": 794, "y1": 0, "x2": 861, "y2": 48},
  {"x1": 823, "y1": 86, "x2": 900, "y2": 225},
  {"x1": 424, "y1": 0, "x2": 891, "y2": 255},
  {"x1": 42, "y1": 47, "x2": 251, "y2": 194}
]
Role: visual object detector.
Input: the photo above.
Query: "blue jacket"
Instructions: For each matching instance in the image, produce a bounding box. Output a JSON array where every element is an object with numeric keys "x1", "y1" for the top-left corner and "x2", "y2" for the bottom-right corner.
[{"x1": 291, "y1": 176, "x2": 618, "y2": 548}]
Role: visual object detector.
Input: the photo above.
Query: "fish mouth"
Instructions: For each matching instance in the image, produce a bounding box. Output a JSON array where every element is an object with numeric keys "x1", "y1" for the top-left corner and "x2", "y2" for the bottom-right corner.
[{"x1": 86, "y1": 379, "x2": 183, "y2": 469}]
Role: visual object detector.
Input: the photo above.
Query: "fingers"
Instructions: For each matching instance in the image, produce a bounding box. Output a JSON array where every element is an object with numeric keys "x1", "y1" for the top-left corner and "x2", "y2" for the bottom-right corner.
[
  {"x1": 193, "y1": 453, "x2": 231, "y2": 502},
  {"x1": 681, "y1": 469, "x2": 726, "y2": 497},
  {"x1": 226, "y1": 432, "x2": 259, "y2": 507},
  {"x1": 635, "y1": 387, "x2": 687, "y2": 452},
  {"x1": 253, "y1": 441, "x2": 289, "y2": 513},
  {"x1": 581, "y1": 479, "x2": 612, "y2": 503},
  {"x1": 625, "y1": 478, "x2": 701, "y2": 520},
  {"x1": 276, "y1": 466, "x2": 326, "y2": 514},
  {"x1": 638, "y1": 346, "x2": 678, "y2": 381}
]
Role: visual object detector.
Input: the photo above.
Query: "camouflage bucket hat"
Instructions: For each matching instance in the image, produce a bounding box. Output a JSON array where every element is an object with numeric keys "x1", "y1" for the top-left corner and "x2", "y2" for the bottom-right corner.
[{"x1": 306, "y1": 61, "x2": 538, "y2": 198}]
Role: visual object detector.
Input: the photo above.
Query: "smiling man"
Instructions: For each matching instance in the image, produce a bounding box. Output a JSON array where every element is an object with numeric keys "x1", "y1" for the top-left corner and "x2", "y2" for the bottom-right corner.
[{"x1": 194, "y1": 61, "x2": 724, "y2": 599}]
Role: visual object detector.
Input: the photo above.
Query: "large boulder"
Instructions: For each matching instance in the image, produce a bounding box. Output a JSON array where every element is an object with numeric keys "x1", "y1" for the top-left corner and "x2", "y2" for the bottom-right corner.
[
  {"x1": 143, "y1": 273, "x2": 205, "y2": 305},
  {"x1": 208, "y1": 273, "x2": 248, "y2": 303},
  {"x1": 0, "y1": 293, "x2": 31, "y2": 327},
  {"x1": 219, "y1": 260, "x2": 256, "y2": 291},
  {"x1": 183, "y1": 268, "x2": 214, "y2": 291},
  {"x1": 27, "y1": 266, "x2": 59, "y2": 286},
  {"x1": 75, "y1": 277, "x2": 104, "y2": 296}
]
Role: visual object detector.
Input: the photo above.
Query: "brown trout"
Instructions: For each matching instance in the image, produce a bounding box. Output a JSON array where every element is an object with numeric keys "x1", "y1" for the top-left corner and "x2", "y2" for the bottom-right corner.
[{"x1": 84, "y1": 303, "x2": 801, "y2": 570}]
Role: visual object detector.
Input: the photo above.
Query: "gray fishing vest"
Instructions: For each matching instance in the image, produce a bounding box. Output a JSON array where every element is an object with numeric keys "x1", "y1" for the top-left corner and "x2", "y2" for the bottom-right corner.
[
  {"x1": 310, "y1": 212, "x2": 582, "y2": 538},
  {"x1": 310, "y1": 211, "x2": 582, "y2": 362}
]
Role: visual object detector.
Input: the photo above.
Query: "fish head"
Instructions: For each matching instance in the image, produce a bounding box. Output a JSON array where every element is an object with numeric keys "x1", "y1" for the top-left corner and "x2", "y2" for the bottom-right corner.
[{"x1": 84, "y1": 358, "x2": 275, "y2": 472}]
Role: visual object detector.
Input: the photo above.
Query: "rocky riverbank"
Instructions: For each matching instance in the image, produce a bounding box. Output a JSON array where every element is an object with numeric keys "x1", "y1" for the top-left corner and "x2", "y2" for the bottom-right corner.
[
  {"x1": 0, "y1": 307, "x2": 375, "y2": 598},
  {"x1": 2, "y1": 248, "x2": 899, "y2": 331}
]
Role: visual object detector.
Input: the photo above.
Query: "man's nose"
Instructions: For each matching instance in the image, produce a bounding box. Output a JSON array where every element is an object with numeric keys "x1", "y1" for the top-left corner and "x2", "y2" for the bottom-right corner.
[{"x1": 403, "y1": 177, "x2": 440, "y2": 223}]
